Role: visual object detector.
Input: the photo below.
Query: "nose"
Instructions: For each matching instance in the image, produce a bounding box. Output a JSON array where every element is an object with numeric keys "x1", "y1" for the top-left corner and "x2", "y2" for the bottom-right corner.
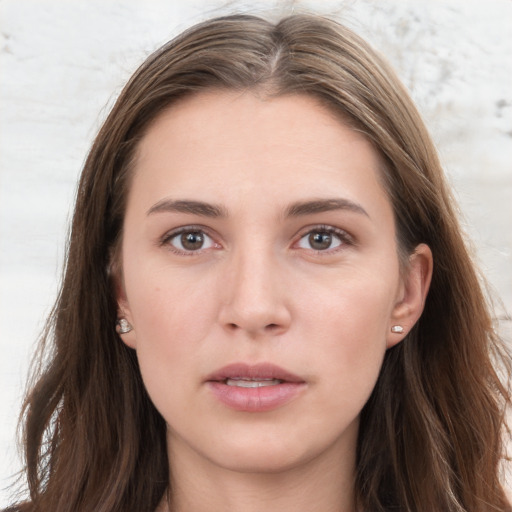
[{"x1": 218, "y1": 246, "x2": 292, "y2": 338}]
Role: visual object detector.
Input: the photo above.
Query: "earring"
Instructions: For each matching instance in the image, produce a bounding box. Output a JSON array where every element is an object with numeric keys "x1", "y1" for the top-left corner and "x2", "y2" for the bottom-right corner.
[
  {"x1": 116, "y1": 318, "x2": 133, "y2": 334},
  {"x1": 391, "y1": 325, "x2": 404, "y2": 334}
]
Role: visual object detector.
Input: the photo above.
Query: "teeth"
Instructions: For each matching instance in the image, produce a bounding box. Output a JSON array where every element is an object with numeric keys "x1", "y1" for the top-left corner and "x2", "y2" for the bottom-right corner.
[{"x1": 225, "y1": 378, "x2": 282, "y2": 388}]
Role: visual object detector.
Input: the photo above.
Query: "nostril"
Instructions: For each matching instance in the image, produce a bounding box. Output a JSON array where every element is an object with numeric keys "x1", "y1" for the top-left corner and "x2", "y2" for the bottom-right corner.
[{"x1": 225, "y1": 322, "x2": 281, "y2": 333}]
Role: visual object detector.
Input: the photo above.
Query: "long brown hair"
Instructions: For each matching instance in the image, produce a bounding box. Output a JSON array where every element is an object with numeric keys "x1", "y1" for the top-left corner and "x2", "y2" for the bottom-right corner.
[{"x1": 8, "y1": 14, "x2": 511, "y2": 512}]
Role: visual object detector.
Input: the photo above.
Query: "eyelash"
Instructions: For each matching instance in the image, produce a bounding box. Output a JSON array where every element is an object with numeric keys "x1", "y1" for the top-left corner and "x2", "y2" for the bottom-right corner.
[
  {"x1": 159, "y1": 224, "x2": 354, "y2": 256},
  {"x1": 295, "y1": 225, "x2": 354, "y2": 254},
  {"x1": 159, "y1": 225, "x2": 219, "y2": 256}
]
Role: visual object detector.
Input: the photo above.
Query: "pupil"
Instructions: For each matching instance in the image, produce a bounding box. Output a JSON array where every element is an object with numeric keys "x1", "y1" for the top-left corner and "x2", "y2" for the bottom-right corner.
[
  {"x1": 181, "y1": 232, "x2": 204, "y2": 250},
  {"x1": 309, "y1": 232, "x2": 331, "y2": 250}
]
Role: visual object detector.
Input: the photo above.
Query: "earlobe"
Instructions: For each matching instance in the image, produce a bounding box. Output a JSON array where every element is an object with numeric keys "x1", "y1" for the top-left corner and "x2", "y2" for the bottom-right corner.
[
  {"x1": 387, "y1": 243, "x2": 433, "y2": 348},
  {"x1": 116, "y1": 318, "x2": 133, "y2": 334},
  {"x1": 116, "y1": 310, "x2": 137, "y2": 349},
  {"x1": 113, "y1": 273, "x2": 137, "y2": 349}
]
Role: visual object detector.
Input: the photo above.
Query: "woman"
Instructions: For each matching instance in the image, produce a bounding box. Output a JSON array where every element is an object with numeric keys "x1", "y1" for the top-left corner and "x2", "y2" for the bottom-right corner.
[{"x1": 7, "y1": 13, "x2": 511, "y2": 512}]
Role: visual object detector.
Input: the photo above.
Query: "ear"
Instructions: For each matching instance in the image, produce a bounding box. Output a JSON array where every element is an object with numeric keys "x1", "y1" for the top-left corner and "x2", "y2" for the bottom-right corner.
[
  {"x1": 387, "y1": 243, "x2": 433, "y2": 348},
  {"x1": 113, "y1": 271, "x2": 137, "y2": 350}
]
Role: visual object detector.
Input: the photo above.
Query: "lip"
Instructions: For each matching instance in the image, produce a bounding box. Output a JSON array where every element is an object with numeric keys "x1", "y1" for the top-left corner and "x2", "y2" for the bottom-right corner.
[{"x1": 205, "y1": 362, "x2": 307, "y2": 412}]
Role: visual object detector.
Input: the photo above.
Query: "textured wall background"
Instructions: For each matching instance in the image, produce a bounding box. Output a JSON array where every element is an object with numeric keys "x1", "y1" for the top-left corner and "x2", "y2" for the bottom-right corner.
[{"x1": 1, "y1": 0, "x2": 511, "y2": 505}]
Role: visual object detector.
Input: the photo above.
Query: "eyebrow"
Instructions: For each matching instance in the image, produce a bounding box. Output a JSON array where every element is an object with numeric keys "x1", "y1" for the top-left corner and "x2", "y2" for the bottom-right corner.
[
  {"x1": 146, "y1": 197, "x2": 369, "y2": 219},
  {"x1": 147, "y1": 199, "x2": 228, "y2": 218},
  {"x1": 284, "y1": 198, "x2": 369, "y2": 218}
]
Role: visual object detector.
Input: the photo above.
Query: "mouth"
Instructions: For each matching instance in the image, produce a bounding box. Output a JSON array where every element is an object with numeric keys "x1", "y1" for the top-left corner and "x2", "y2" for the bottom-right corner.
[
  {"x1": 206, "y1": 362, "x2": 305, "y2": 383},
  {"x1": 225, "y1": 377, "x2": 283, "y2": 388},
  {"x1": 205, "y1": 363, "x2": 306, "y2": 412}
]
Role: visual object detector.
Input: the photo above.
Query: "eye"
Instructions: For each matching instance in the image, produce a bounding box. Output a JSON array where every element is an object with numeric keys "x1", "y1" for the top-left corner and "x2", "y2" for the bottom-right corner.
[
  {"x1": 296, "y1": 227, "x2": 349, "y2": 252},
  {"x1": 165, "y1": 229, "x2": 216, "y2": 253}
]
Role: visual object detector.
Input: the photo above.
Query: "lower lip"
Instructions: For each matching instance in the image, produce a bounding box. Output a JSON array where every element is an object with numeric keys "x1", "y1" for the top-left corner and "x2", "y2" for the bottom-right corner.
[{"x1": 207, "y1": 381, "x2": 306, "y2": 412}]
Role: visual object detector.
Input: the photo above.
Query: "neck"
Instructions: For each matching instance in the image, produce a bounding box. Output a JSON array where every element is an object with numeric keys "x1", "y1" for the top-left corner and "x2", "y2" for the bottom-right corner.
[{"x1": 161, "y1": 430, "x2": 357, "y2": 512}]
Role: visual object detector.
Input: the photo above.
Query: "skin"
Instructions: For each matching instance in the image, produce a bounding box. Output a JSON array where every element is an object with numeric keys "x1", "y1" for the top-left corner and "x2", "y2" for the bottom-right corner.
[{"x1": 117, "y1": 91, "x2": 432, "y2": 512}]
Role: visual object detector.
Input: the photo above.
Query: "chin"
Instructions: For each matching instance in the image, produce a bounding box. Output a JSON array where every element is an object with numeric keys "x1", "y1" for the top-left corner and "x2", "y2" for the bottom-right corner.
[
  {"x1": 213, "y1": 447, "x2": 311, "y2": 475},
  {"x1": 201, "y1": 426, "x2": 339, "y2": 475}
]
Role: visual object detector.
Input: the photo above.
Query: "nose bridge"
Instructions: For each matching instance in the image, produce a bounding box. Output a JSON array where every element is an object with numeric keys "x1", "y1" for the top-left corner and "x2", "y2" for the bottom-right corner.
[{"x1": 219, "y1": 236, "x2": 291, "y2": 335}]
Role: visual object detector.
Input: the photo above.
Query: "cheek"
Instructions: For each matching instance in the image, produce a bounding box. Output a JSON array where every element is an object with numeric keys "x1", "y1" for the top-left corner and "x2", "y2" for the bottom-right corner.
[
  {"x1": 126, "y1": 255, "x2": 217, "y2": 333},
  {"x1": 298, "y1": 266, "x2": 398, "y2": 392},
  {"x1": 127, "y1": 284, "x2": 219, "y2": 422},
  {"x1": 300, "y1": 263, "x2": 397, "y2": 337},
  {"x1": 124, "y1": 266, "x2": 220, "y2": 383}
]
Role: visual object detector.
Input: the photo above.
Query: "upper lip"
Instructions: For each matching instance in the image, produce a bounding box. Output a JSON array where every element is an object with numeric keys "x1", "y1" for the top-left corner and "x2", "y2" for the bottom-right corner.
[{"x1": 206, "y1": 362, "x2": 305, "y2": 383}]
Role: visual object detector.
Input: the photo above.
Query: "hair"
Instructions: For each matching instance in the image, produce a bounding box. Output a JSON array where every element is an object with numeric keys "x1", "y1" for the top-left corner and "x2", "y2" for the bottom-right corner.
[{"x1": 7, "y1": 13, "x2": 511, "y2": 512}]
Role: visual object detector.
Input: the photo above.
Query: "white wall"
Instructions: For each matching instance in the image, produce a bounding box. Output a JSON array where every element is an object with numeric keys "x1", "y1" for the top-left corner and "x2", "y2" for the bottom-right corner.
[{"x1": 1, "y1": 0, "x2": 511, "y2": 505}]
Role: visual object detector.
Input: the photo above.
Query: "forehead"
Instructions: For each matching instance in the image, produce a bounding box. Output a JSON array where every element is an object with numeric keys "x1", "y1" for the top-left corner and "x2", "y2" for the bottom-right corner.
[
  {"x1": 130, "y1": 90, "x2": 390, "y2": 219},
  {"x1": 137, "y1": 91, "x2": 371, "y2": 158}
]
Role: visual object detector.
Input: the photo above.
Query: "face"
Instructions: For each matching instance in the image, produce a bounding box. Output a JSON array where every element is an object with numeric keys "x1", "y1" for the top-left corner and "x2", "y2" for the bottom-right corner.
[{"x1": 118, "y1": 91, "x2": 427, "y2": 476}]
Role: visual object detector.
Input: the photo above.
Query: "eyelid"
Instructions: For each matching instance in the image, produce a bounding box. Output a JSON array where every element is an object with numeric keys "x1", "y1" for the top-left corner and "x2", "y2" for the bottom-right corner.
[
  {"x1": 158, "y1": 223, "x2": 354, "y2": 256},
  {"x1": 159, "y1": 225, "x2": 222, "y2": 255},
  {"x1": 293, "y1": 224, "x2": 355, "y2": 253}
]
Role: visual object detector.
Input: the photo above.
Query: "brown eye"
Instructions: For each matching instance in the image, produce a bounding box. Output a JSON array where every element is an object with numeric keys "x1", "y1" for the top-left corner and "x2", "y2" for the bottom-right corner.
[
  {"x1": 181, "y1": 232, "x2": 205, "y2": 250},
  {"x1": 167, "y1": 230, "x2": 215, "y2": 253},
  {"x1": 308, "y1": 232, "x2": 332, "y2": 250},
  {"x1": 297, "y1": 228, "x2": 345, "y2": 252}
]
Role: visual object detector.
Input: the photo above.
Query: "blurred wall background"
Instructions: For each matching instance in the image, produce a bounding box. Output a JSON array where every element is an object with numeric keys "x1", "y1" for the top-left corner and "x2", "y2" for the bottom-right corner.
[{"x1": 1, "y1": 0, "x2": 511, "y2": 505}]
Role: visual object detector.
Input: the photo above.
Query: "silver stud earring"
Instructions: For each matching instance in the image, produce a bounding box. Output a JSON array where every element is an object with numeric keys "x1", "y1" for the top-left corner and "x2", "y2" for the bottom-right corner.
[
  {"x1": 391, "y1": 325, "x2": 404, "y2": 334},
  {"x1": 116, "y1": 318, "x2": 133, "y2": 334}
]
